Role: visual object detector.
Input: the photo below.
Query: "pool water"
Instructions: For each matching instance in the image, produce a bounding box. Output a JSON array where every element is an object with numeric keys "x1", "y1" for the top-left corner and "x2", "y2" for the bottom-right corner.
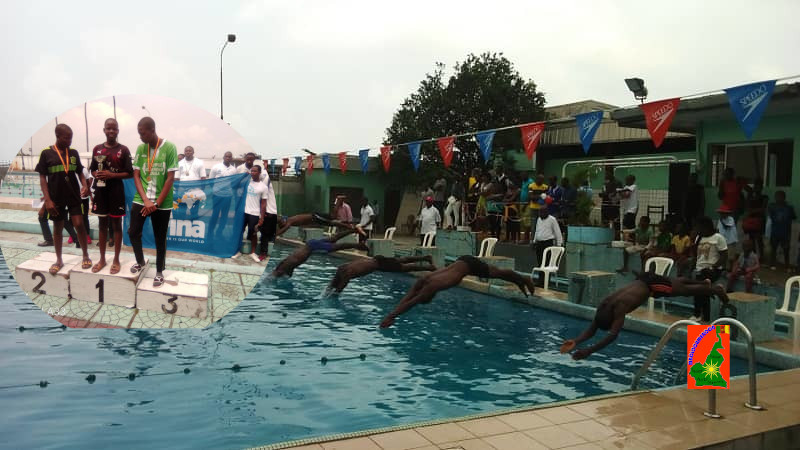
[{"x1": 0, "y1": 247, "x2": 774, "y2": 449}]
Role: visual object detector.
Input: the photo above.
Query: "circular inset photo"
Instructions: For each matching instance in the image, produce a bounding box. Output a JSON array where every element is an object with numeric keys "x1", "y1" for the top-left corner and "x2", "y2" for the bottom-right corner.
[{"x1": 0, "y1": 94, "x2": 275, "y2": 328}]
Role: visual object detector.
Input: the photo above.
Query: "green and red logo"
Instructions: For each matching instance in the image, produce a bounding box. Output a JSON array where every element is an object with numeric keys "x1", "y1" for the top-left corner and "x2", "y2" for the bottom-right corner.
[{"x1": 687, "y1": 325, "x2": 730, "y2": 389}]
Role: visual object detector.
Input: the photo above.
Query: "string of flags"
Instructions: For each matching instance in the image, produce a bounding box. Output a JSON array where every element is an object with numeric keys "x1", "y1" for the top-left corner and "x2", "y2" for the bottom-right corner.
[{"x1": 266, "y1": 78, "x2": 780, "y2": 176}]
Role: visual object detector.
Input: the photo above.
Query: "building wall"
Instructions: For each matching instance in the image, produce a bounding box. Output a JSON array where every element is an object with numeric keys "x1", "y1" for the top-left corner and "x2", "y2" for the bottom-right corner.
[{"x1": 303, "y1": 163, "x2": 387, "y2": 223}]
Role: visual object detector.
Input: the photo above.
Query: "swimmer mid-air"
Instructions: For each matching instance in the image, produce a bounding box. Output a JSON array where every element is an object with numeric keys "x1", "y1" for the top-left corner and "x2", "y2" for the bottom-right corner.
[
  {"x1": 380, "y1": 255, "x2": 536, "y2": 328},
  {"x1": 560, "y1": 271, "x2": 730, "y2": 360},
  {"x1": 271, "y1": 229, "x2": 367, "y2": 278},
  {"x1": 328, "y1": 255, "x2": 438, "y2": 294},
  {"x1": 275, "y1": 212, "x2": 363, "y2": 237}
]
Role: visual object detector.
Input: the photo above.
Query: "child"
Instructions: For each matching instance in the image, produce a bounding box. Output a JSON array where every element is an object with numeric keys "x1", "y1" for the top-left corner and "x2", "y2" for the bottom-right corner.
[
  {"x1": 670, "y1": 223, "x2": 692, "y2": 276},
  {"x1": 768, "y1": 190, "x2": 796, "y2": 271},
  {"x1": 717, "y1": 206, "x2": 739, "y2": 271},
  {"x1": 617, "y1": 216, "x2": 653, "y2": 273},
  {"x1": 644, "y1": 221, "x2": 672, "y2": 261},
  {"x1": 726, "y1": 239, "x2": 759, "y2": 293}
]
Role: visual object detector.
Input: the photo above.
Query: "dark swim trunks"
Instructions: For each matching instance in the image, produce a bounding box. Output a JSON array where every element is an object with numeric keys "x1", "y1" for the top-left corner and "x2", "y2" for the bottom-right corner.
[
  {"x1": 636, "y1": 271, "x2": 673, "y2": 298},
  {"x1": 457, "y1": 255, "x2": 491, "y2": 279},
  {"x1": 307, "y1": 239, "x2": 334, "y2": 253},
  {"x1": 312, "y1": 212, "x2": 333, "y2": 225},
  {"x1": 374, "y1": 255, "x2": 403, "y2": 272}
]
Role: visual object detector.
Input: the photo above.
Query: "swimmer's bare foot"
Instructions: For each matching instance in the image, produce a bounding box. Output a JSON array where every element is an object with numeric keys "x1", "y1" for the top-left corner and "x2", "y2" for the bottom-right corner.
[
  {"x1": 517, "y1": 278, "x2": 536, "y2": 297},
  {"x1": 560, "y1": 340, "x2": 576, "y2": 354}
]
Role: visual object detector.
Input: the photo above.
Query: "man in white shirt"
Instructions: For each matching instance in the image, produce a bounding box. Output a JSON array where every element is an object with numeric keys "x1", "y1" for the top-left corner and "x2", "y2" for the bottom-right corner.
[
  {"x1": 357, "y1": 197, "x2": 376, "y2": 243},
  {"x1": 237, "y1": 152, "x2": 260, "y2": 176},
  {"x1": 533, "y1": 204, "x2": 563, "y2": 283},
  {"x1": 208, "y1": 151, "x2": 239, "y2": 241},
  {"x1": 618, "y1": 175, "x2": 638, "y2": 230},
  {"x1": 418, "y1": 196, "x2": 441, "y2": 246},
  {"x1": 259, "y1": 170, "x2": 278, "y2": 260},
  {"x1": 176, "y1": 146, "x2": 206, "y2": 181},
  {"x1": 232, "y1": 165, "x2": 268, "y2": 262}
]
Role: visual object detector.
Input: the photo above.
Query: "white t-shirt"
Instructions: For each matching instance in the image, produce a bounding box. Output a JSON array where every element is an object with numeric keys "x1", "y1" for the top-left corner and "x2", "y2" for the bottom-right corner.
[
  {"x1": 245, "y1": 180, "x2": 268, "y2": 216},
  {"x1": 620, "y1": 184, "x2": 638, "y2": 214},
  {"x1": 695, "y1": 233, "x2": 728, "y2": 270},
  {"x1": 419, "y1": 206, "x2": 441, "y2": 235},
  {"x1": 534, "y1": 214, "x2": 563, "y2": 246},
  {"x1": 177, "y1": 158, "x2": 205, "y2": 181},
  {"x1": 359, "y1": 204, "x2": 375, "y2": 230},
  {"x1": 717, "y1": 216, "x2": 738, "y2": 245},
  {"x1": 208, "y1": 162, "x2": 238, "y2": 197},
  {"x1": 79, "y1": 167, "x2": 91, "y2": 199},
  {"x1": 264, "y1": 174, "x2": 277, "y2": 215}
]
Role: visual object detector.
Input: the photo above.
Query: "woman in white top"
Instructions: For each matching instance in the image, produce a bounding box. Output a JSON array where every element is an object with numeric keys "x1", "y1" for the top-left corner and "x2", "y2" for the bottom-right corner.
[{"x1": 691, "y1": 216, "x2": 728, "y2": 322}]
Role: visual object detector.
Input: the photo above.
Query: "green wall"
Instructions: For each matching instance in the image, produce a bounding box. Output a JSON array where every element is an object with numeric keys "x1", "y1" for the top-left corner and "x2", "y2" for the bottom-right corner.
[
  {"x1": 697, "y1": 112, "x2": 800, "y2": 216},
  {"x1": 303, "y1": 165, "x2": 387, "y2": 219}
]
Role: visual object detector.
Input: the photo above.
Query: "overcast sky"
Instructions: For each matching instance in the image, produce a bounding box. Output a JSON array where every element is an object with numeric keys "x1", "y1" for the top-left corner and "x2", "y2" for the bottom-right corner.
[{"x1": 3, "y1": 0, "x2": 799, "y2": 163}]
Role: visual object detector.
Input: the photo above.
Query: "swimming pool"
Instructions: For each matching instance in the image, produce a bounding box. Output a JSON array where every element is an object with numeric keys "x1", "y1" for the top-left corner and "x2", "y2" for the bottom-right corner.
[{"x1": 0, "y1": 246, "x2": 775, "y2": 449}]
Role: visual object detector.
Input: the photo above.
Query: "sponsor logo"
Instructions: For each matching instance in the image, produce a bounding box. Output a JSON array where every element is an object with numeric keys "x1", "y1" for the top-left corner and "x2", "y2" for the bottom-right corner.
[
  {"x1": 168, "y1": 219, "x2": 206, "y2": 239},
  {"x1": 687, "y1": 325, "x2": 730, "y2": 389},
  {"x1": 651, "y1": 102, "x2": 675, "y2": 131},
  {"x1": 581, "y1": 116, "x2": 600, "y2": 139},
  {"x1": 739, "y1": 84, "x2": 768, "y2": 121}
]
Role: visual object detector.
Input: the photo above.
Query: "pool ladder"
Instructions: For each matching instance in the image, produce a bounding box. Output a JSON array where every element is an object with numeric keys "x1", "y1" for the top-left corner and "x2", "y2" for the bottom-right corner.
[{"x1": 630, "y1": 317, "x2": 764, "y2": 418}]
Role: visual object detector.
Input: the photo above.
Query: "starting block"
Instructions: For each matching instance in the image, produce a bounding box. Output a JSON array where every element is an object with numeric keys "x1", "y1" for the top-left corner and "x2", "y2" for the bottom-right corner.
[
  {"x1": 15, "y1": 252, "x2": 81, "y2": 298},
  {"x1": 367, "y1": 239, "x2": 394, "y2": 257},
  {"x1": 135, "y1": 268, "x2": 210, "y2": 319},
  {"x1": 69, "y1": 256, "x2": 146, "y2": 308}
]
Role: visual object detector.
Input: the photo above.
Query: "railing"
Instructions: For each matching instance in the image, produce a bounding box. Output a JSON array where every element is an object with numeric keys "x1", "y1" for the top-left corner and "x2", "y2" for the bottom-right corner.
[{"x1": 631, "y1": 317, "x2": 763, "y2": 418}]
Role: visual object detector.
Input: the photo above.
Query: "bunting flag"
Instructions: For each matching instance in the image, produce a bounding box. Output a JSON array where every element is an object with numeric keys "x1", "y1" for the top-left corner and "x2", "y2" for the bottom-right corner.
[
  {"x1": 306, "y1": 155, "x2": 314, "y2": 174},
  {"x1": 437, "y1": 136, "x2": 455, "y2": 168},
  {"x1": 380, "y1": 145, "x2": 391, "y2": 172},
  {"x1": 575, "y1": 111, "x2": 603, "y2": 154},
  {"x1": 322, "y1": 153, "x2": 330, "y2": 174},
  {"x1": 724, "y1": 80, "x2": 777, "y2": 139},
  {"x1": 338, "y1": 152, "x2": 347, "y2": 173},
  {"x1": 282, "y1": 158, "x2": 289, "y2": 175},
  {"x1": 294, "y1": 156, "x2": 302, "y2": 174},
  {"x1": 475, "y1": 130, "x2": 495, "y2": 163},
  {"x1": 639, "y1": 98, "x2": 680, "y2": 148},
  {"x1": 520, "y1": 122, "x2": 545, "y2": 160},
  {"x1": 407, "y1": 142, "x2": 421, "y2": 172},
  {"x1": 358, "y1": 149, "x2": 369, "y2": 173}
]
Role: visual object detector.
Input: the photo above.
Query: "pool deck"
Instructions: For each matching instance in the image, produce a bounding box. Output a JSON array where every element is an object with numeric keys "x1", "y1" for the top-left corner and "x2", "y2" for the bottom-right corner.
[{"x1": 260, "y1": 368, "x2": 800, "y2": 450}]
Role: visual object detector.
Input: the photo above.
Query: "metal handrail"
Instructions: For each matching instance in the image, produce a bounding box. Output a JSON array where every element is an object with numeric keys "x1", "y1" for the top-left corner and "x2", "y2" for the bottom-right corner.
[{"x1": 631, "y1": 319, "x2": 699, "y2": 390}]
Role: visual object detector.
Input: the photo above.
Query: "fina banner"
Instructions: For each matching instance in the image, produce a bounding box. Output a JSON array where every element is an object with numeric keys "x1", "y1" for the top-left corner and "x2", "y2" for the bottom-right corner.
[
  {"x1": 282, "y1": 158, "x2": 289, "y2": 175},
  {"x1": 520, "y1": 122, "x2": 545, "y2": 160},
  {"x1": 322, "y1": 153, "x2": 330, "y2": 174},
  {"x1": 408, "y1": 142, "x2": 421, "y2": 172},
  {"x1": 294, "y1": 156, "x2": 302, "y2": 175},
  {"x1": 437, "y1": 136, "x2": 455, "y2": 168},
  {"x1": 724, "y1": 80, "x2": 776, "y2": 139},
  {"x1": 640, "y1": 98, "x2": 681, "y2": 148},
  {"x1": 380, "y1": 145, "x2": 391, "y2": 172},
  {"x1": 475, "y1": 130, "x2": 495, "y2": 162},
  {"x1": 359, "y1": 149, "x2": 369, "y2": 173},
  {"x1": 121, "y1": 174, "x2": 250, "y2": 259},
  {"x1": 575, "y1": 111, "x2": 603, "y2": 154},
  {"x1": 338, "y1": 152, "x2": 347, "y2": 173},
  {"x1": 306, "y1": 155, "x2": 314, "y2": 174}
]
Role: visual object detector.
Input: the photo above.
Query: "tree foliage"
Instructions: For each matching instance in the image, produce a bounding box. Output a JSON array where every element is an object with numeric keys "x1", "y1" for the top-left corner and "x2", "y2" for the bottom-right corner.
[{"x1": 385, "y1": 52, "x2": 546, "y2": 188}]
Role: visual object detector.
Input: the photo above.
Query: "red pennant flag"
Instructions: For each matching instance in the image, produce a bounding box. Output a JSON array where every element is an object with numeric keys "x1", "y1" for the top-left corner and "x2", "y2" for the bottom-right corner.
[
  {"x1": 520, "y1": 122, "x2": 545, "y2": 160},
  {"x1": 380, "y1": 146, "x2": 391, "y2": 173},
  {"x1": 282, "y1": 158, "x2": 289, "y2": 175},
  {"x1": 306, "y1": 155, "x2": 314, "y2": 174},
  {"x1": 640, "y1": 98, "x2": 680, "y2": 148},
  {"x1": 338, "y1": 152, "x2": 347, "y2": 174},
  {"x1": 437, "y1": 136, "x2": 455, "y2": 168}
]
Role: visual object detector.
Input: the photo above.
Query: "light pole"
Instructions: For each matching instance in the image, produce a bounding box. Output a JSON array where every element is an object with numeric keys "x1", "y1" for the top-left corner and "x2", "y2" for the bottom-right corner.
[
  {"x1": 141, "y1": 105, "x2": 152, "y2": 116},
  {"x1": 220, "y1": 34, "x2": 236, "y2": 120}
]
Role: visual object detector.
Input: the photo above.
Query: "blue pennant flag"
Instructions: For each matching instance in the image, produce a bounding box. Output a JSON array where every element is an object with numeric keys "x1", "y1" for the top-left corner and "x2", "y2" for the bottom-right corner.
[
  {"x1": 294, "y1": 156, "x2": 302, "y2": 174},
  {"x1": 358, "y1": 149, "x2": 369, "y2": 173},
  {"x1": 475, "y1": 130, "x2": 495, "y2": 162},
  {"x1": 322, "y1": 153, "x2": 330, "y2": 174},
  {"x1": 724, "y1": 80, "x2": 776, "y2": 139},
  {"x1": 407, "y1": 142, "x2": 421, "y2": 172},
  {"x1": 575, "y1": 111, "x2": 603, "y2": 154},
  {"x1": 122, "y1": 174, "x2": 250, "y2": 258},
  {"x1": 269, "y1": 159, "x2": 276, "y2": 175}
]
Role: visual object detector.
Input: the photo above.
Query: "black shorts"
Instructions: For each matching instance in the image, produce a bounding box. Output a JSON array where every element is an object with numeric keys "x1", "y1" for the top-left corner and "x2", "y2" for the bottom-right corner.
[
  {"x1": 457, "y1": 255, "x2": 491, "y2": 278},
  {"x1": 623, "y1": 212, "x2": 637, "y2": 229},
  {"x1": 261, "y1": 213, "x2": 277, "y2": 242},
  {"x1": 375, "y1": 255, "x2": 403, "y2": 272},
  {"x1": 46, "y1": 203, "x2": 83, "y2": 222},
  {"x1": 244, "y1": 214, "x2": 260, "y2": 239},
  {"x1": 92, "y1": 182, "x2": 126, "y2": 218}
]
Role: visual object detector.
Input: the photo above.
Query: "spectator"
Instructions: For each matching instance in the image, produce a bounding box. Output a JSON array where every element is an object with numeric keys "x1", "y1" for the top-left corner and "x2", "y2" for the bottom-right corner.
[
  {"x1": 334, "y1": 195, "x2": 353, "y2": 224},
  {"x1": 726, "y1": 239, "x2": 759, "y2": 293},
  {"x1": 683, "y1": 173, "x2": 705, "y2": 231},
  {"x1": 643, "y1": 221, "x2": 672, "y2": 261},
  {"x1": 618, "y1": 216, "x2": 653, "y2": 273},
  {"x1": 232, "y1": 165, "x2": 268, "y2": 263},
  {"x1": 561, "y1": 177, "x2": 576, "y2": 220},
  {"x1": 670, "y1": 223, "x2": 692, "y2": 276},
  {"x1": 532, "y1": 204, "x2": 563, "y2": 282},
  {"x1": 600, "y1": 169, "x2": 621, "y2": 228},
  {"x1": 177, "y1": 146, "x2": 206, "y2": 181},
  {"x1": 444, "y1": 177, "x2": 465, "y2": 229},
  {"x1": 467, "y1": 168, "x2": 481, "y2": 223},
  {"x1": 357, "y1": 196, "x2": 376, "y2": 243},
  {"x1": 717, "y1": 206, "x2": 739, "y2": 271},
  {"x1": 519, "y1": 172, "x2": 533, "y2": 242},
  {"x1": 420, "y1": 185, "x2": 434, "y2": 213},
  {"x1": 208, "y1": 151, "x2": 238, "y2": 241},
  {"x1": 768, "y1": 190, "x2": 796, "y2": 270},
  {"x1": 503, "y1": 174, "x2": 521, "y2": 242},
  {"x1": 691, "y1": 216, "x2": 728, "y2": 322},
  {"x1": 742, "y1": 179, "x2": 768, "y2": 257},
  {"x1": 259, "y1": 170, "x2": 278, "y2": 260},
  {"x1": 433, "y1": 176, "x2": 447, "y2": 216},
  {"x1": 526, "y1": 173, "x2": 548, "y2": 242},
  {"x1": 486, "y1": 175, "x2": 505, "y2": 239},
  {"x1": 237, "y1": 152, "x2": 259, "y2": 175},
  {"x1": 473, "y1": 173, "x2": 491, "y2": 232},
  {"x1": 418, "y1": 195, "x2": 441, "y2": 245},
  {"x1": 718, "y1": 167, "x2": 748, "y2": 218},
  {"x1": 546, "y1": 175, "x2": 563, "y2": 218},
  {"x1": 618, "y1": 175, "x2": 638, "y2": 230}
]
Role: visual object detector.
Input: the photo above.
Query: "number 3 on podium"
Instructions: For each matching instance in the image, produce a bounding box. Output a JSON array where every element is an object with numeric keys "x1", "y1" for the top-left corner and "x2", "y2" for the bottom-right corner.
[{"x1": 162, "y1": 296, "x2": 178, "y2": 314}]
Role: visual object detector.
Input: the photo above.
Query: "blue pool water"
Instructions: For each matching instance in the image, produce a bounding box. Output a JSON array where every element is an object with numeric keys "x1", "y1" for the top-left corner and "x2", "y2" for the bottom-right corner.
[{"x1": 0, "y1": 246, "x2": 775, "y2": 449}]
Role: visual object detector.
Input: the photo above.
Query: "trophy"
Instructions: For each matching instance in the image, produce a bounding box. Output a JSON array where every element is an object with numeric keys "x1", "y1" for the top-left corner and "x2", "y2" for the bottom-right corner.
[{"x1": 94, "y1": 155, "x2": 107, "y2": 187}]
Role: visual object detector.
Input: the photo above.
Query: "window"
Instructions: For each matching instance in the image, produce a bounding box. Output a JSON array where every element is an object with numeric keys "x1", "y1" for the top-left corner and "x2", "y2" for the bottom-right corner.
[
  {"x1": 709, "y1": 140, "x2": 793, "y2": 187},
  {"x1": 768, "y1": 141, "x2": 793, "y2": 187}
]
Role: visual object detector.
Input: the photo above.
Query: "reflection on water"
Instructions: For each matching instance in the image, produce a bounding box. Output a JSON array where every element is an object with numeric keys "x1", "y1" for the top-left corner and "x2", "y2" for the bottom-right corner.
[{"x1": 0, "y1": 248, "x2": 773, "y2": 450}]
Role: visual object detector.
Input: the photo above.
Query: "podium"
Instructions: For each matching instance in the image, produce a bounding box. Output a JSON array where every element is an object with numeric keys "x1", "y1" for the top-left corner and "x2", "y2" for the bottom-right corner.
[
  {"x1": 15, "y1": 252, "x2": 81, "y2": 298},
  {"x1": 70, "y1": 256, "x2": 146, "y2": 307},
  {"x1": 136, "y1": 268, "x2": 210, "y2": 319}
]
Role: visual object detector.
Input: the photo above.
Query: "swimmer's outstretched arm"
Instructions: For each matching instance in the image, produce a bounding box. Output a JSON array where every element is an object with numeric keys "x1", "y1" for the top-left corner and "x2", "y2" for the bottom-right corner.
[
  {"x1": 488, "y1": 267, "x2": 536, "y2": 297},
  {"x1": 560, "y1": 322, "x2": 597, "y2": 353},
  {"x1": 572, "y1": 317, "x2": 624, "y2": 360},
  {"x1": 275, "y1": 219, "x2": 293, "y2": 237}
]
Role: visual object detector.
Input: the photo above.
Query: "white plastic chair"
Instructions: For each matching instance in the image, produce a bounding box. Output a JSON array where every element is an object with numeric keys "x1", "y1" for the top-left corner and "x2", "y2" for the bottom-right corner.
[
  {"x1": 477, "y1": 237, "x2": 498, "y2": 258},
  {"x1": 384, "y1": 227, "x2": 397, "y2": 240},
  {"x1": 422, "y1": 231, "x2": 436, "y2": 248},
  {"x1": 777, "y1": 276, "x2": 800, "y2": 348},
  {"x1": 531, "y1": 246, "x2": 565, "y2": 291},
  {"x1": 644, "y1": 256, "x2": 675, "y2": 312},
  {"x1": 324, "y1": 225, "x2": 336, "y2": 237}
]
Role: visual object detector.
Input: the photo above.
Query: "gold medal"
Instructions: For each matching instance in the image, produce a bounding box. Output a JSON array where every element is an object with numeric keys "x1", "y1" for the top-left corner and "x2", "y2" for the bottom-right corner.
[{"x1": 146, "y1": 176, "x2": 152, "y2": 182}]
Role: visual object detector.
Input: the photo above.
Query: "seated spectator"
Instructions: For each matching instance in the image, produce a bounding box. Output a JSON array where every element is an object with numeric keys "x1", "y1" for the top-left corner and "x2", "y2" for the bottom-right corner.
[
  {"x1": 618, "y1": 216, "x2": 653, "y2": 273},
  {"x1": 726, "y1": 239, "x2": 759, "y2": 293},
  {"x1": 643, "y1": 221, "x2": 672, "y2": 261},
  {"x1": 670, "y1": 223, "x2": 692, "y2": 276}
]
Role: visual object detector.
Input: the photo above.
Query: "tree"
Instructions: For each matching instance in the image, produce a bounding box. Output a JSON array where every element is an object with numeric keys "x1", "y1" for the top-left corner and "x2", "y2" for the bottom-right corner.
[{"x1": 385, "y1": 52, "x2": 547, "y2": 188}]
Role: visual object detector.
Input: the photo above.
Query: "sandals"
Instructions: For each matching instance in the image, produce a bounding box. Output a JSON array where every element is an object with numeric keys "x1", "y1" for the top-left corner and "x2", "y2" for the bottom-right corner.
[
  {"x1": 49, "y1": 262, "x2": 64, "y2": 275},
  {"x1": 110, "y1": 263, "x2": 121, "y2": 275},
  {"x1": 130, "y1": 263, "x2": 143, "y2": 274},
  {"x1": 81, "y1": 258, "x2": 93, "y2": 270},
  {"x1": 153, "y1": 275, "x2": 164, "y2": 288},
  {"x1": 91, "y1": 262, "x2": 106, "y2": 273}
]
